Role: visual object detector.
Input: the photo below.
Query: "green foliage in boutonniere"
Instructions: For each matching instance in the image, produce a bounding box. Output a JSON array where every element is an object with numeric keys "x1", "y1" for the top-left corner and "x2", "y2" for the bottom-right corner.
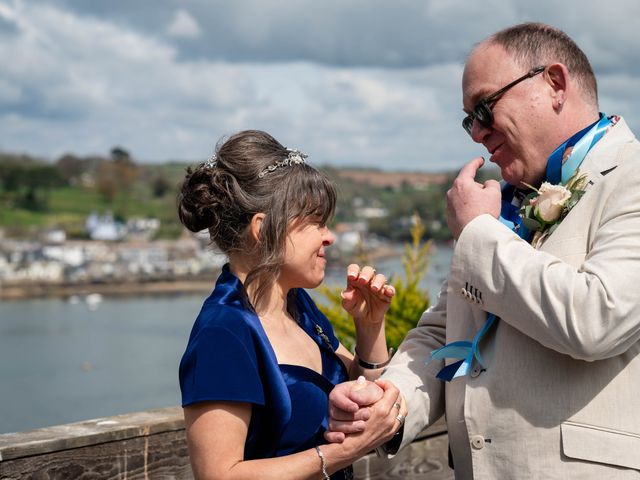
[{"x1": 519, "y1": 170, "x2": 589, "y2": 247}]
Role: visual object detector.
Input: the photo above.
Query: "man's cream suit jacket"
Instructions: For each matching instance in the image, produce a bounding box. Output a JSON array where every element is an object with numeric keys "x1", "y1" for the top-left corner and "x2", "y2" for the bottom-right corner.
[{"x1": 384, "y1": 118, "x2": 640, "y2": 479}]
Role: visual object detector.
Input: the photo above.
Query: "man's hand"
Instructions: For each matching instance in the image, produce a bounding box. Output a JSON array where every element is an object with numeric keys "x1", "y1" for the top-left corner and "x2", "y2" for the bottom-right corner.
[
  {"x1": 447, "y1": 157, "x2": 501, "y2": 239},
  {"x1": 324, "y1": 378, "x2": 384, "y2": 443}
]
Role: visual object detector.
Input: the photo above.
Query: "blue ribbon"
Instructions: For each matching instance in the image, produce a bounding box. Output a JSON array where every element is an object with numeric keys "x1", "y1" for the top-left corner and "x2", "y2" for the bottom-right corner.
[
  {"x1": 431, "y1": 315, "x2": 498, "y2": 380},
  {"x1": 431, "y1": 113, "x2": 612, "y2": 382},
  {"x1": 546, "y1": 113, "x2": 611, "y2": 184}
]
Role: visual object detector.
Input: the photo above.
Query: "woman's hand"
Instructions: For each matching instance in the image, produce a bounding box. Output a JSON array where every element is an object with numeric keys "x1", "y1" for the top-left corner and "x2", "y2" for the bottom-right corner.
[{"x1": 341, "y1": 264, "x2": 395, "y2": 324}]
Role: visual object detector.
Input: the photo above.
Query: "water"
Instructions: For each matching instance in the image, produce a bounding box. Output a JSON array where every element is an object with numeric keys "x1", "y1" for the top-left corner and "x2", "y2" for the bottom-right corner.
[
  {"x1": 0, "y1": 295, "x2": 200, "y2": 434},
  {"x1": 0, "y1": 245, "x2": 452, "y2": 434}
]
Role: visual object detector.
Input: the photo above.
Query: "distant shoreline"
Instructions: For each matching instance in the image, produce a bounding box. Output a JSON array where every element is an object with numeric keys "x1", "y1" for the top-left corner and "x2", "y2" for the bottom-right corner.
[
  {"x1": 0, "y1": 278, "x2": 217, "y2": 301},
  {"x1": 0, "y1": 244, "x2": 413, "y2": 301}
]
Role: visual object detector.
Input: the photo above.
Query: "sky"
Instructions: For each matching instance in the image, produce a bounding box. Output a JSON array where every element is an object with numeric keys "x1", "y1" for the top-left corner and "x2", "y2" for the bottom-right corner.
[{"x1": 0, "y1": 0, "x2": 639, "y2": 171}]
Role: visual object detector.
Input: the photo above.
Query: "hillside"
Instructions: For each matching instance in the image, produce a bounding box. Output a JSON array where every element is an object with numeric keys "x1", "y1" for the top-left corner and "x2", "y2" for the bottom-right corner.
[{"x1": 0, "y1": 151, "x2": 498, "y2": 241}]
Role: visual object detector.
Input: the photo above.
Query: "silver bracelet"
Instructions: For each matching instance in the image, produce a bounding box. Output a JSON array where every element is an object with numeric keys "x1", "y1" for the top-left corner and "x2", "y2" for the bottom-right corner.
[
  {"x1": 355, "y1": 347, "x2": 392, "y2": 369},
  {"x1": 315, "y1": 445, "x2": 330, "y2": 480}
]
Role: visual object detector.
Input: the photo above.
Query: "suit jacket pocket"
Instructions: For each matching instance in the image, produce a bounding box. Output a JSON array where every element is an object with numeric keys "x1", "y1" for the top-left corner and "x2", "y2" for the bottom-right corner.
[{"x1": 561, "y1": 421, "x2": 640, "y2": 470}]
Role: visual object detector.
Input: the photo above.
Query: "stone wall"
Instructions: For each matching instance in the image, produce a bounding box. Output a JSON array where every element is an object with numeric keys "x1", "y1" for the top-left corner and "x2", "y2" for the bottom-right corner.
[{"x1": 0, "y1": 407, "x2": 452, "y2": 479}]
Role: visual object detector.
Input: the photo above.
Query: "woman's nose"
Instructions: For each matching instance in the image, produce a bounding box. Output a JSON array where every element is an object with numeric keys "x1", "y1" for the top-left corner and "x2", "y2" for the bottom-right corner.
[{"x1": 323, "y1": 227, "x2": 335, "y2": 246}]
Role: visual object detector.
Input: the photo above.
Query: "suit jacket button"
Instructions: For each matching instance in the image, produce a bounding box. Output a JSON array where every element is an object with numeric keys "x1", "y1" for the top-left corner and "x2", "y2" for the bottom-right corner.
[{"x1": 471, "y1": 435, "x2": 485, "y2": 450}]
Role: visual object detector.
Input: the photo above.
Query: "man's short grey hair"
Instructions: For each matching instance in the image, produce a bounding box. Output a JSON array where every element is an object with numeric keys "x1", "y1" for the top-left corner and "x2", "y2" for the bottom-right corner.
[{"x1": 487, "y1": 22, "x2": 598, "y2": 107}]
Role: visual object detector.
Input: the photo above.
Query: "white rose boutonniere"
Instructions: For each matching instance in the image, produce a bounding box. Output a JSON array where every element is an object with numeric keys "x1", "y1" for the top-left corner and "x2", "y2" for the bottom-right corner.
[
  {"x1": 519, "y1": 170, "x2": 589, "y2": 248},
  {"x1": 534, "y1": 183, "x2": 572, "y2": 222}
]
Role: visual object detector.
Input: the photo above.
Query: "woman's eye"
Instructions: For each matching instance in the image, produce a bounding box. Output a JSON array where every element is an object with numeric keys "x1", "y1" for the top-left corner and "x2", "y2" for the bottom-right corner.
[{"x1": 308, "y1": 216, "x2": 324, "y2": 227}]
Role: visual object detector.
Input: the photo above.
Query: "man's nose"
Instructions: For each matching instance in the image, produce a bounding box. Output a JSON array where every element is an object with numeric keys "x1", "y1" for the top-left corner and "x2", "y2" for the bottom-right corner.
[{"x1": 470, "y1": 119, "x2": 492, "y2": 144}]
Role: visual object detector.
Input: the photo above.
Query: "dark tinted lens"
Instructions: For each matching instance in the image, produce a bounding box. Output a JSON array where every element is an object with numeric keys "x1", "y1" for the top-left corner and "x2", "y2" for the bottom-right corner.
[
  {"x1": 462, "y1": 115, "x2": 474, "y2": 134},
  {"x1": 463, "y1": 101, "x2": 495, "y2": 135},
  {"x1": 474, "y1": 102, "x2": 493, "y2": 127}
]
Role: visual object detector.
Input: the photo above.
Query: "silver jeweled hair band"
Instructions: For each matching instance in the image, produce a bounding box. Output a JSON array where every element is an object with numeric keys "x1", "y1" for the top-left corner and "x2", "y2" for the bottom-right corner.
[
  {"x1": 257, "y1": 148, "x2": 307, "y2": 178},
  {"x1": 203, "y1": 154, "x2": 217, "y2": 169}
]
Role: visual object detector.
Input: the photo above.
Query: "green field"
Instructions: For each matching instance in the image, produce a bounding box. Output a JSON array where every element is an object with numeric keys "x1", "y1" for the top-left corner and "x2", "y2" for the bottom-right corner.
[
  {"x1": 0, "y1": 156, "x2": 464, "y2": 241},
  {"x1": 0, "y1": 162, "x2": 189, "y2": 238}
]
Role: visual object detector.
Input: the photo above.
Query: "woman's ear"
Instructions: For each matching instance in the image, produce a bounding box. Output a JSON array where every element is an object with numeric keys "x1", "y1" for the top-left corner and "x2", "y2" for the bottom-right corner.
[{"x1": 249, "y1": 213, "x2": 266, "y2": 243}]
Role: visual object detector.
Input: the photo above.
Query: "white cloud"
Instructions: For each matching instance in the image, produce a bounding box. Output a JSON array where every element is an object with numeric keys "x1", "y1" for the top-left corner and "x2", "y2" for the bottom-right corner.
[
  {"x1": 0, "y1": 0, "x2": 638, "y2": 171},
  {"x1": 0, "y1": 78, "x2": 22, "y2": 104},
  {"x1": 167, "y1": 9, "x2": 201, "y2": 39},
  {"x1": 0, "y1": 1, "x2": 253, "y2": 157}
]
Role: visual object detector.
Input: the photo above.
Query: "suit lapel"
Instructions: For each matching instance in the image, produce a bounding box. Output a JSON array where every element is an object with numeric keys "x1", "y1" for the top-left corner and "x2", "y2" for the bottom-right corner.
[
  {"x1": 578, "y1": 117, "x2": 634, "y2": 188},
  {"x1": 532, "y1": 118, "x2": 634, "y2": 250}
]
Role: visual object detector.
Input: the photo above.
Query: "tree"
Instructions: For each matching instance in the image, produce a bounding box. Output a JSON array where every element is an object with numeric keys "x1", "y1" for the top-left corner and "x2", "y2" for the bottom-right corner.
[
  {"x1": 110, "y1": 146, "x2": 138, "y2": 192},
  {"x1": 110, "y1": 146, "x2": 131, "y2": 162},
  {"x1": 20, "y1": 164, "x2": 61, "y2": 210},
  {"x1": 95, "y1": 147, "x2": 139, "y2": 202},
  {"x1": 96, "y1": 160, "x2": 118, "y2": 202},
  {"x1": 152, "y1": 174, "x2": 172, "y2": 198},
  {"x1": 56, "y1": 154, "x2": 85, "y2": 185},
  {"x1": 0, "y1": 154, "x2": 61, "y2": 210},
  {"x1": 0, "y1": 160, "x2": 24, "y2": 192}
]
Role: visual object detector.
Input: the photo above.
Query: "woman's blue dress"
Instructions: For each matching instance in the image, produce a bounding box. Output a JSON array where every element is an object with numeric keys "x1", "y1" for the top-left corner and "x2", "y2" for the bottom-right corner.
[{"x1": 179, "y1": 265, "x2": 353, "y2": 479}]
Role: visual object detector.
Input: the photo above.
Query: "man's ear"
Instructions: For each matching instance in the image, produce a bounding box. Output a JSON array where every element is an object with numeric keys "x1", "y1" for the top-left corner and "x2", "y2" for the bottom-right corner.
[
  {"x1": 249, "y1": 213, "x2": 265, "y2": 243},
  {"x1": 545, "y1": 63, "x2": 570, "y2": 109}
]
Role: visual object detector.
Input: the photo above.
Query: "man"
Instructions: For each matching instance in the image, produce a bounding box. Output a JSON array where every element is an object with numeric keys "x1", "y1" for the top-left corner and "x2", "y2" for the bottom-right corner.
[{"x1": 328, "y1": 23, "x2": 640, "y2": 478}]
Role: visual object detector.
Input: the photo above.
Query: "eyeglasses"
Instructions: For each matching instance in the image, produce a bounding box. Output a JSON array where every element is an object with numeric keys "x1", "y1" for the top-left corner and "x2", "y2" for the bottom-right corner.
[{"x1": 462, "y1": 66, "x2": 546, "y2": 135}]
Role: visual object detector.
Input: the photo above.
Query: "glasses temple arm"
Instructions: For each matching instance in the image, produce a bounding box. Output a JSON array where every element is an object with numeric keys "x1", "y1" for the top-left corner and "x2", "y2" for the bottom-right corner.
[{"x1": 483, "y1": 66, "x2": 546, "y2": 104}]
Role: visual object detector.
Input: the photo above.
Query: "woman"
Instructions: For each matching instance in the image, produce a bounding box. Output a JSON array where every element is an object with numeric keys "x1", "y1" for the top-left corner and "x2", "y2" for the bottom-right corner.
[{"x1": 178, "y1": 130, "x2": 406, "y2": 480}]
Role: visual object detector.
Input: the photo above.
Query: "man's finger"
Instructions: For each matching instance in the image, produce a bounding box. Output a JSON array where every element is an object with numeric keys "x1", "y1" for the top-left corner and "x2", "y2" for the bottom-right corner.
[
  {"x1": 372, "y1": 379, "x2": 401, "y2": 411},
  {"x1": 375, "y1": 378, "x2": 399, "y2": 391},
  {"x1": 457, "y1": 156, "x2": 485, "y2": 180},
  {"x1": 329, "y1": 404, "x2": 371, "y2": 422},
  {"x1": 348, "y1": 382, "x2": 384, "y2": 406},
  {"x1": 483, "y1": 178, "x2": 501, "y2": 191},
  {"x1": 324, "y1": 431, "x2": 346, "y2": 444},
  {"x1": 329, "y1": 383, "x2": 360, "y2": 413},
  {"x1": 327, "y1": 418, "x2": 366, "y2": 434}
]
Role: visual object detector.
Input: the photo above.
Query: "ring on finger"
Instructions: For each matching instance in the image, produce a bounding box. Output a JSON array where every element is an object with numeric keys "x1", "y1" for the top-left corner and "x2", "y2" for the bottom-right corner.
[
  {"x1": 392, "y1": 402, "x2": 401, "y2": 411},
  {"x1": 395, "y1": 413, "x2": 406, "y2": 426}
]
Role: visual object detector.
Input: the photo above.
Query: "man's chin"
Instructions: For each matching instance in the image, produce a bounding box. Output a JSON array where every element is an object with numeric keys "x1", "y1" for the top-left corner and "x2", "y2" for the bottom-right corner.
[
  {"x1": 503, "y1": 178, "x2": 522, "y2": 186},
  {"x1": 494, "y1": 161, "x2": 525, "y2": 186},
  {"x1": 490, "y1": 157, "x2": 517, "y2": 185},
  {"x1": 498, "y1": 168, "x2": 522, "y2": 186}
]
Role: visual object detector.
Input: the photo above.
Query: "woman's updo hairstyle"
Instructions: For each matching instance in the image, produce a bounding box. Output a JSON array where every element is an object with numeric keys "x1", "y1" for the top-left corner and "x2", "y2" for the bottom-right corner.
[{"x1": 178, "y1": 130, "x2": 336, "y2": 306}]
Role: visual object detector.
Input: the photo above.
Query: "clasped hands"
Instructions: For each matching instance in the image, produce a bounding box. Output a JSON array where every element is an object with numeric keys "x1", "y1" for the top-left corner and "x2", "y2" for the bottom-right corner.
[{"x1": 324, "y1": 377, "x2": 407, "y2": 456}]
